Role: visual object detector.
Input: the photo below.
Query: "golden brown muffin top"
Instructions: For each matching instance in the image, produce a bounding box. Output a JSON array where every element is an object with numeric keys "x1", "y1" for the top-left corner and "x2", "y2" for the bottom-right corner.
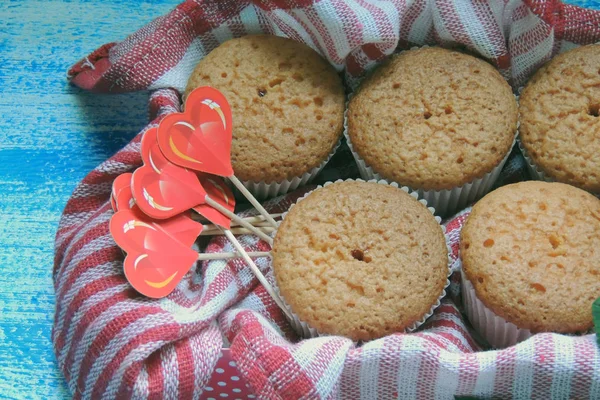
[
  {"x1": 461, "y1": 181, "x2": 600, "y2": 333},
  {"x1": 348, "y1": 47, "x2": 517, "y2": 190},
  {"x1": 519, "y1": 44, "x2": 600, "y2": 193},
  {"x1": 272, "y1": 181, "x2": 448, "y2": 341},
  {"x1": 185, "y1": 35, "x2": 345, "y2": 183}
]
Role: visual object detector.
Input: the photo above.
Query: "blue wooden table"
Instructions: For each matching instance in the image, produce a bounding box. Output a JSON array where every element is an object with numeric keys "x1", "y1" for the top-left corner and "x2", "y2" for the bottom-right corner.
[{"x1": 0, "y1": 0, "x2": 598, "y2": 398}]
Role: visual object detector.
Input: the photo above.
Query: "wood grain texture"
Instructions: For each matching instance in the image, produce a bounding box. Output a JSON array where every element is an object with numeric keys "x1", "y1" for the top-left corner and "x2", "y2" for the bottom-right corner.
[
  {"x1": 0, "y1": 1, "x2": 178, "y2": 398},
  {"x1": 0, "y1": 0, "x2": 596, "y2": 399}
]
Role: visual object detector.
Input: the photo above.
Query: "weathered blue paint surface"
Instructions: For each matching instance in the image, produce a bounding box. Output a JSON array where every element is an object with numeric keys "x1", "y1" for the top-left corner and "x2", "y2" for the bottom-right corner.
[
  {"x1": 0, "y1": 1, "x2": 178, "y2": 398},
  {"x1": 0, "y1": 0, "x2": 597, "y2": 399}
]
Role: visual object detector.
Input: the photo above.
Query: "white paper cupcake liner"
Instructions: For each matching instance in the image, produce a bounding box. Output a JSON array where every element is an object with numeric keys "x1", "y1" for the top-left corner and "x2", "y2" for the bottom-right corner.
[
  {"x1": 270, "y1": 178, "x2": 453, "y2": 340},
  {"x1": 517, "y1": 138, "x2": 555, "y2": 183},
  {"x1": 461, "y1": 270, "x2": 533, "y2": 349},
  {"x1": 239, "y1": 137, "x2": 342, "y2": 200}
]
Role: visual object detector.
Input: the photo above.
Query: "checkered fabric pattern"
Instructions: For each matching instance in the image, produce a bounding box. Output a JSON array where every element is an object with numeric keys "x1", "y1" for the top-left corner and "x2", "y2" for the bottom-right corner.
[{"x1": 56, "y1": 1, "x2": 600, "y2": 398}]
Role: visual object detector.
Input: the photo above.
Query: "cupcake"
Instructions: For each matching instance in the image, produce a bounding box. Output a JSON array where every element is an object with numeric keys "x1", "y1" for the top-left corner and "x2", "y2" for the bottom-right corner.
[
  {"x1": 519, "y1": 44, "x2": 600, "y2": 194},
  {"x1": 185, "y1": 35, "x2": 345, "y2": 199},
  {"x1": 272, "y1": 180, "x2": 449, "y2": 341},
  {"x1": 460, "y1": 181, "x2": 600, "y2": 348},
  {"x1": 347, "y1": 47, "x2": 518, "y2": 216}
]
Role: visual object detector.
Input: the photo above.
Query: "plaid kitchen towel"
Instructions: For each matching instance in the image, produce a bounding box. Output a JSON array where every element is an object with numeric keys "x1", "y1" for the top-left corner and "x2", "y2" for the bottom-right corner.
[{"x1": 56, "y1": 1, "x2": 600, "y2": 399}]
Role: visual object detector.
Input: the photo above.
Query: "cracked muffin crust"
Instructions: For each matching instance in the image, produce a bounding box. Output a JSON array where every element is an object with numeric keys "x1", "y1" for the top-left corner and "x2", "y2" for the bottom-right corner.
[
  {"x1": 460, "y1": 181, "x2": 600, "y2": 333},
  {"x1": 185, "y1": 35, "x2": 345, "y2": 183},
  {"x1": 272, "y1": 181, "x2": 448, "y2": 341},
  {"x1": 519, "y1": 44, "x2": 600, "y2": 193},
  {"x1": 347, "y1": 47, "x2": 517, "y2": 191}
]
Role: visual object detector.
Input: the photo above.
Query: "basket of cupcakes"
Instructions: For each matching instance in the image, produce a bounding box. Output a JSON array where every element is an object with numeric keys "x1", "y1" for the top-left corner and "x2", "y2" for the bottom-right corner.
[{"x1": 56, "y1": 1, "x2": 600, "y2": 398}]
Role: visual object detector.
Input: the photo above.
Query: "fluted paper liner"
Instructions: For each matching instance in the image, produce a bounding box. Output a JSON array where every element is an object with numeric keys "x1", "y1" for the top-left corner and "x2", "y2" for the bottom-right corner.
[
  {"x1": 461, "y1": 270, "x2": 533, "y2": 349},
  {"x1": 240, "y1": 137, "x2": 342, "y2": 200},
  {"x1": 271, "y1": 178, "x2": 452, "y2": 340}
]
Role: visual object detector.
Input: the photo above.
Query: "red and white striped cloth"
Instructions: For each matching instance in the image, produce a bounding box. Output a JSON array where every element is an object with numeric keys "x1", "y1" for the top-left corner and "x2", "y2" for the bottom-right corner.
[{"x1": 56, "y1": 1, "x2": 600, "y2": 398}]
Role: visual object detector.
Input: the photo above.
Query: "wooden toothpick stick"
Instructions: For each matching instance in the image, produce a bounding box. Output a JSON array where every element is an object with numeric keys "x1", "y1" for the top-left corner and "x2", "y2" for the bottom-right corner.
[
  {"x1": 222, "y1": 228, "x2": 293, "y2": 321},
  {"x1": 197, "y1": 251, "x2": 271, "y2": 261}
]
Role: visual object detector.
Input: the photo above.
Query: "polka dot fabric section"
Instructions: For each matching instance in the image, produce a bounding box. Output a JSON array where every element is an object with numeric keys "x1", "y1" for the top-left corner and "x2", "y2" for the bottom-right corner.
[{"x1": 200, "y1": 350, "x2": 255, "y2": 400}]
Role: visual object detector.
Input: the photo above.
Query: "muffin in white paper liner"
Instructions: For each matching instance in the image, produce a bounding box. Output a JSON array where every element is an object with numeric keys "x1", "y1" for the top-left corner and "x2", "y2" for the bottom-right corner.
[
  {"x1": 239, "y1": 137, "x2": 342, "y2": 200},
  {"x1": 269, "y1": 178, "x2": 453, "y2": 340},
  {"x1": 343, "y1": 46, "x2": 519, "y2": 216},
  {"x1": 461, "y1": 269, "x2": 533, "y2": 349}
]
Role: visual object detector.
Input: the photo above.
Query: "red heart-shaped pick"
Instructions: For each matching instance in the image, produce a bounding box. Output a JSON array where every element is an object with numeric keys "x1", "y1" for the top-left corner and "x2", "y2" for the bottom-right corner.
[
  {"x1": 112, "y1": 173, "x2": 134, "y2": 211},
  {"x1": 113, "y1": 171, "x2": 203, "y2": 246},
  {"x1": 131, "y1": 143, "x2": 207, "y2": 219},
  {"x1": 157, "y1": 86, "x2": 233, "y2": 177},
  {"x1": 193, "y1": 175, "x2": 235, "y2": 229},
  {"x1": 110, "y1": 209, "x2": 199, "y2": 298},
  {"x1": 141, "y1": 127, "x2": 158, "y2": 165},
  {"x1": 110, "y1": 193, "x2": 118, "y2": 212}
]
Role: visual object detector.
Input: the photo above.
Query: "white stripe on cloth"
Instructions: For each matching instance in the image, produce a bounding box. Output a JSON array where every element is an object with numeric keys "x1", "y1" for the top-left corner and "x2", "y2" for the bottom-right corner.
[
  {"x1": 171, "y1": 272, "x2": 203, "y2": 302},
  {"x1": 550, "y1": 335, "x2": 574, "y2": 399},
  {"x1": 313, "y1": 2, "x2": 350, "y2": 64},
  {"x1": 430, "y1": 2, "x2": 455, "y2": 45},
  {"x1": 455, "y1": 1, "x2": 499, "y2": 59},
  {"x1": 434, "y1": 352, "x2": 460, "y2": 399},
  {"x1": 83, "y1": 313, "x2": 177, "y2": 399},
  {"x1": 238, "y1": 4, "x2": 265, "y2": 35},
  {"x1": 512, "y1": 338, "x2": 535, "y2": 399},
  {"x1": 395, "y1": 335, "x2": 423, "y2": 399},
  {"x1": 132, "y1": 364, "x2": 149, "y2": 400},
  {"x1": 362, "y1": 0, "x2": 402, "y2": 42},
  {"x1": 407, "y1": 3, "x2": 433, "y2": 45},
  {"x1": 158, "y1": 279, "x2": 239, "y2": 326},
  {"x1": 161, "y1": 344, "x2": 180, "y2": 400},
  {"x1": 57, "y1": 279, "x2": 129, "y2": 368},
  {"x1": 511, "y1": 33, "x2": 553, "y2": 84},
  {"x1": 189, "y1": 325, "x2": 221, "y2": 400},
  {"x1": 472, "y1": 350, "x2": 497, "y2": 398},
  {"x1": 359, "y1": 339, "x2": 385, "y2": 399},
  {"x1": 314, "y1": 339, "x2": 352, "y2": 399},
  {"x1": 271, "y1": 339, "x2": 328, "y2": 394},
  {"x1": 149, "y1": 36, "x2": 203, "y2": 94},
  {"x1": 268, "y1": 8, "x2": 319, "y2": 53}
]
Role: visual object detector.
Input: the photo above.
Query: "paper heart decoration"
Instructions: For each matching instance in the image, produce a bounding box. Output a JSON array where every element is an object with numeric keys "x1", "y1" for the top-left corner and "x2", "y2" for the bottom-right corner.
[
  {"x1": 157, "y1": 86, "x2": 233, "y2": 177},
  {"x1": 116, "y1": 171, "x2": 203, "y2": 246},
  {"x1": 110, "y1": 193, "x2": 117, "y2": 212},
  {"x1": 141, "y1": 127, "x2": 170, "y2": 172},
  {"x1": 141, "y1": 127, "x2": 158, "y2": 163},
  {"x1": 131, "y1": 143, "x2": 207, "y2": 219},
  {"x1": 193, "y1": 175, "x2": 235, "y2": 229},
  {"x1": 110, "y1": 209, "x2": 199, "y2": 298},
  {"x1": 112, "y1": 173, "x2": 135, "y2": 211},
  {"x1": 120, "y1": 195, "x2": 202, "y2": 248}
]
